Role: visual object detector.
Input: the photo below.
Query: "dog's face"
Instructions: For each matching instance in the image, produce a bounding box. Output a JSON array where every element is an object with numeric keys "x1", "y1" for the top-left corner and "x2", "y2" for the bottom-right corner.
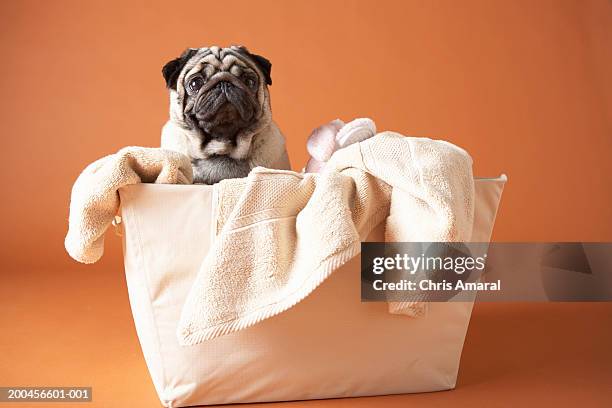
[{"x1": 162, "y1": 46, "x2": 273, "y2": 163}]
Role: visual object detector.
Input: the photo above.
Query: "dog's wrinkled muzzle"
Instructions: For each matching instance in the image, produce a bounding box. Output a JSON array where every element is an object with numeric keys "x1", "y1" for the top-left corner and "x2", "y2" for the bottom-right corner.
[{"x1": 192, "y1": 74, "x2": 259, "y2": 142}]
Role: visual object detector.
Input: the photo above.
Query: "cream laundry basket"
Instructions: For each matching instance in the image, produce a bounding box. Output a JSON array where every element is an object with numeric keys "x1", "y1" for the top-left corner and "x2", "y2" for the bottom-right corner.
[{"x1": 118, "y1": 175, "x2": 506, "y2": 407}]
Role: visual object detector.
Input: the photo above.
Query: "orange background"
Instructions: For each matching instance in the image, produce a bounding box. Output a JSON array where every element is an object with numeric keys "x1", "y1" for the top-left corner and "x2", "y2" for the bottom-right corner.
[
  {"x1": 1, "y1": 0, "x2": 611, "y2": 271},
  {"x1": 0, "y1": 0, "x2": 611, "y2": 407}
]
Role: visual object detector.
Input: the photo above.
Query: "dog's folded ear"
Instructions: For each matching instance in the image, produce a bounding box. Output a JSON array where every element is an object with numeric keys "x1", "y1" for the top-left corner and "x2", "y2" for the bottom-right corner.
[
  {"x1": 248, "y1": 53, "x2": 272, "y2": 86},
  {"x1": 233, "y1": 46, "x2": 273, "y2": 86},
  {"x1": 162, "y1": 48, "x2": 197, "y2": 90}
]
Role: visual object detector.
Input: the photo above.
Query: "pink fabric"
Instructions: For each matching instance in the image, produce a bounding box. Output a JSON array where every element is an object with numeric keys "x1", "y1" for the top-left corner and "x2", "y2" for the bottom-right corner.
[{"x1": 305, "y1": 118, "x2": 376, "y2": 173}]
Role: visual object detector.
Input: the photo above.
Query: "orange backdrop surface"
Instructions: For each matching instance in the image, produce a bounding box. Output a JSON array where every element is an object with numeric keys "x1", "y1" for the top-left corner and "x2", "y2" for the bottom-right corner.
[
  {"x1": 0, "y1": 0, "x2": 611, "y2": 271},
  {"x1": 0, "y1": 1, "x2": 611, "y2": 407}
]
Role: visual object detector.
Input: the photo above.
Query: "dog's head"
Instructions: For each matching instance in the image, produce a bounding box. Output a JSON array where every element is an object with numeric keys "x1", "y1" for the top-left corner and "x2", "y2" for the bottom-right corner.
[{"x1": 162, "y1": 45, "x2": 273, "y2": 160}]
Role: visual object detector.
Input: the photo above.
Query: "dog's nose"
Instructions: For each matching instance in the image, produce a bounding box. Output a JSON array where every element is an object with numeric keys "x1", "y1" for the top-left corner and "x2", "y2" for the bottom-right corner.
[{"x1": 218, "y1": 81, "x2": 233, "y2": 93}]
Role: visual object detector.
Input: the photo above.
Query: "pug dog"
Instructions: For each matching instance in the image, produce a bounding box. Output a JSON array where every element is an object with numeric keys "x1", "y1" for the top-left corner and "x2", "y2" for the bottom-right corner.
[{"x1": 160, "y1": 45, "x2": 290, "y2": 184}]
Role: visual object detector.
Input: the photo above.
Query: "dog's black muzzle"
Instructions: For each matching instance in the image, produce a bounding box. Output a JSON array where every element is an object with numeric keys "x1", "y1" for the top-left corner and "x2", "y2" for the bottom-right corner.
[{"x1": 192, "y1": 77, "x2": 259, "y2": 142}]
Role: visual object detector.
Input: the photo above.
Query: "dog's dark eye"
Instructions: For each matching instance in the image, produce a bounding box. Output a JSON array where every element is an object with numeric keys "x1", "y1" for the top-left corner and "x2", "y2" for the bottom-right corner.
[
  {"x1": 243, "y1": 75, "x2": 257, "y2": 90},
  {"x1": 188, "y1": 76, "x2": 205, "y2": 93}
]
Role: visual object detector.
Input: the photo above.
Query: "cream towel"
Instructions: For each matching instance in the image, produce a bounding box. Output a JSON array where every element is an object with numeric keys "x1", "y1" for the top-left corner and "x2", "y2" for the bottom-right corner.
[
  {"x1": 177, "y1": 132, "x2": 474, "y2": 345},
  {"x1": 65, "y1": 146, "x2": 193, "y2": 264}
]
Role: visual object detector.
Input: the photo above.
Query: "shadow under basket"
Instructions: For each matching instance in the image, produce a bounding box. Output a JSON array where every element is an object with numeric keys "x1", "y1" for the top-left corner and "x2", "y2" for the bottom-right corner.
[{"x1": 118, "y1": 175, "x2": 507, "y2": 407}]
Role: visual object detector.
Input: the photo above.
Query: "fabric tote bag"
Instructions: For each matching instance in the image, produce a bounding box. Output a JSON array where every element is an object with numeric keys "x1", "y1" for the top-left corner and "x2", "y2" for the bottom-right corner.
[{"x1": 118, "y1": 175, "x2": 506, "y2": 407}]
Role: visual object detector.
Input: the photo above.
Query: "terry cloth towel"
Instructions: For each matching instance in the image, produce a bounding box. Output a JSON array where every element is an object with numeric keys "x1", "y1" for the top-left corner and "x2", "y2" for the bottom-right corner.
[
  {"x1": 65, "y1": 147, "x2": 193, "y2": 264},
  {"x1": 177, "y1": 131, "x2": 474, "y2": 345}
]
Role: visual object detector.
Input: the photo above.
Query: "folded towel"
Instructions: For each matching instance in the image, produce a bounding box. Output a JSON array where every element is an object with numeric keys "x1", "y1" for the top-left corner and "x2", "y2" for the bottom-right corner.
[
  {"x1": 65, "y1": 147, "x2": 193, "y2": 264},
  {"x1": 177, "y1": 132, "x2": 474, "y2": 345}
]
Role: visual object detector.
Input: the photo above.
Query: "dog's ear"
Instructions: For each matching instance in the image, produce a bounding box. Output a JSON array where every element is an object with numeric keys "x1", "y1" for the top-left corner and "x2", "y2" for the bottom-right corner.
[
  {"x1": 248, "y1": 52, "x2": 272, "y2": 86},
  {"x1": 162, "y1": 48, "x2": 197, "y2": 90},
  {"x1": 234, "y1": 46, "x2": 272, "y2": 86}
]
